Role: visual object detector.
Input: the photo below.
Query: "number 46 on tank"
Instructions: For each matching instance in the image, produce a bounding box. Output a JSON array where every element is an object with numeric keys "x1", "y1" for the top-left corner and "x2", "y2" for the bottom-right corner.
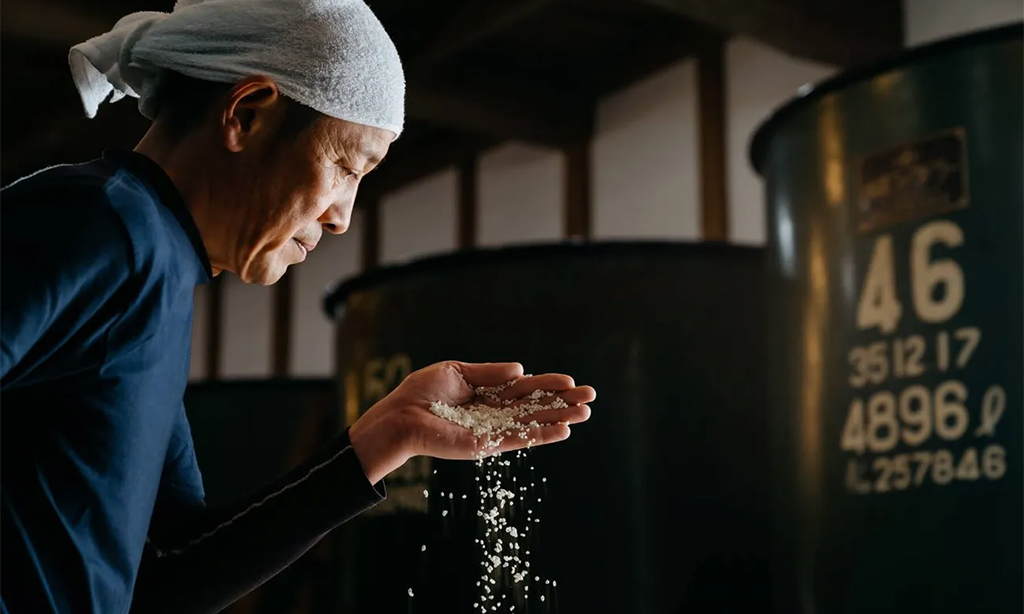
[{"x1": 856, "y1": 219, "x2": 965, "y2": 333}]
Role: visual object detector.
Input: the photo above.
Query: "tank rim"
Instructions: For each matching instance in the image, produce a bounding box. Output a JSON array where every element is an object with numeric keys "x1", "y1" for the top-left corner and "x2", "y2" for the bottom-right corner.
[
  {"x1": 749, "y1": 22, "x2": 1023, "y2": 175},
  {"x1": 323, "y1": 240, "x2": 764, "y2": 318}
]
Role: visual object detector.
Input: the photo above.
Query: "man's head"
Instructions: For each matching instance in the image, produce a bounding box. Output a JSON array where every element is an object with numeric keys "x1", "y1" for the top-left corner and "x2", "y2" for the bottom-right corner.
[
  {"x1": 70, "y1": 0, "x2": 405, "y2": 284},
  {"x1": 141, "y1": 72, "x2": 395, "y2": 285}
]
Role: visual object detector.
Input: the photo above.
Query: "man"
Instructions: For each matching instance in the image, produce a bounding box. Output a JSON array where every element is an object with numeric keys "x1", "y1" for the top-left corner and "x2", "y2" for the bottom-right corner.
[{"x1": 0, "y1": 1, "x2": 595, "y2": 613}]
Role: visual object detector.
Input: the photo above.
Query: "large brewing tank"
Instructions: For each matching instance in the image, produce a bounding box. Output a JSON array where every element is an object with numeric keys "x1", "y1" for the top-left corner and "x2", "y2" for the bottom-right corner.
[
  {"x1": 323, "y1": 242, "x2": 768, "y2": 613},
  {"x1": 751, "y1": 24, "x2": 1023, "y2": 614}
]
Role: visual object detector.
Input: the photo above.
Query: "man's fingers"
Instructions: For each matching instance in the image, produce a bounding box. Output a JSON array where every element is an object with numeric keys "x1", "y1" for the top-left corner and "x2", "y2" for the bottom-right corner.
[
  {"x1": 505, "y1": 385, "x2": 596, "y2": 410},
  {"x1": 497, "y1": 373, "x2": 575, "y2": 400},
  {"x1": 461, "y1": 410, "x2": 586, "y2": 458},
  {"x1": 518, "y1": 403, "x2": 591, "y2": 426},
  {"x1": 495, "y1": 423, "x2": 571, "y2": 453},
  {"x1": 452, "y1": 361, "x2": 525, "y2": 387}
]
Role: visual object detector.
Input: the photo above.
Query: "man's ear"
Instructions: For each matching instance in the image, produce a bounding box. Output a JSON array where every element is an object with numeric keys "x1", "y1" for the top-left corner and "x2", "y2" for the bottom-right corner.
[{"x1": 221, "y1": 76, "x2": 281, "y2": 153}]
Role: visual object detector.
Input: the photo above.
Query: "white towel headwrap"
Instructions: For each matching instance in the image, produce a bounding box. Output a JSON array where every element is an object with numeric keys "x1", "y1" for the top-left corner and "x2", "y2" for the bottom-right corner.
[{"x1": 69, "y1": 0, "x2": 405, "y2": 135}]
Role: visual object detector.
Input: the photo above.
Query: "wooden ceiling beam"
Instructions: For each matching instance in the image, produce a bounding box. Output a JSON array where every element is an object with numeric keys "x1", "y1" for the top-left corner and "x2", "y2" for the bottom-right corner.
[
  {"x1": 403, "y1": 0, "x2": 596, "y2": 146},
  {"x1": 631, "y1": 0, "x2": 903, "y2": 66},
  {"x1": 585, "y1": 24, "x2": 715, "y2": 97},
  {"x1": 412, "y1": 0, "x2": 556, "y2": 70},
  {"x1": 3, "y1": 0, "x2": 593, "y2": 149},
  {"x1": 0, "y1": 0, "x2": 115, "y2": 47},
  {"x1": 406, "y1": 83, "x2": 592, "y2": 146}
]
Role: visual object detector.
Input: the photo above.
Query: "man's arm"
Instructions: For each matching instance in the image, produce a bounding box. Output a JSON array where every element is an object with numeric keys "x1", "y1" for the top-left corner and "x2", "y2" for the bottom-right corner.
[
  {"x1": 1, "y1": 187, "x2": 133, "y2": 385},
  {"x1": 131, "y1": 426, "x2": 383, "y2": 614},
  {"x1": 133, "y1": 362, "x2": 593, "y2": 614}
]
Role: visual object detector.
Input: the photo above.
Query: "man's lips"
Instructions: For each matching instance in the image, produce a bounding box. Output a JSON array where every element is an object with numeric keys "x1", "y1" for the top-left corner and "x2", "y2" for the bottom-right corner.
[{"x1": 294, "y1": 238, "x2": 317, "y2": 254}]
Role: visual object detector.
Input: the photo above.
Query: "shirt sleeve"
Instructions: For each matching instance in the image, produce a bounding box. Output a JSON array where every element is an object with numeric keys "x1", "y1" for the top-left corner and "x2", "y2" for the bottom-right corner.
[
  {"x1": 157, "y1": 405, "x2": 206, "y2": 512},
  {"x1": 132, "y1": 427, "x2": 385, "y2": 614},
  {"x1": 0, "y1": 187, "x2": 133, "y2": 387}
]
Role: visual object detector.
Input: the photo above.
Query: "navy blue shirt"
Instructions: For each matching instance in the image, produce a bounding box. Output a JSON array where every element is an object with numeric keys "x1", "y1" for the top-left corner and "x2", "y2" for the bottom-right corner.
[{"x1": 1, "y1": 151, "x2": 212, "y2": 613}]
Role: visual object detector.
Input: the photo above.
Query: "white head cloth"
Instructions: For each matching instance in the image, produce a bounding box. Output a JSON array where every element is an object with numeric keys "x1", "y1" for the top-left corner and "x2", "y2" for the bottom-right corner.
[{"x1": 68, "y1": 0, "x2": 405, "y2": 135}]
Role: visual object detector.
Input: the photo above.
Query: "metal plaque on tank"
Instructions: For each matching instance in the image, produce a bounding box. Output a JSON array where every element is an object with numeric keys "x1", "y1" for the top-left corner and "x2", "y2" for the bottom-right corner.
[
  {"x1": 857, "y1": 128, "x2": 969, "y2": 234},
  {"x1": 752, "y1": 24, "x2": 1023, "y2": 614}
]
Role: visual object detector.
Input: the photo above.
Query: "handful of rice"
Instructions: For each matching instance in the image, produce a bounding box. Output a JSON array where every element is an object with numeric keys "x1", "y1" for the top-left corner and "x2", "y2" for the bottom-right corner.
[{"x1": 428, "y1": 376, "x2": 569, "y2": 453}]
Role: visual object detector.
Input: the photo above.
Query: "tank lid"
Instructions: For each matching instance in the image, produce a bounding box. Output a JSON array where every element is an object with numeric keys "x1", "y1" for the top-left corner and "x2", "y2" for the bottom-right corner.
[
  {"x1": 322, "y1": 240, "x2": 763, "y2": 318},
  {"x1": 749, "y1": 22, "x2": 1023, "y2": 175}
]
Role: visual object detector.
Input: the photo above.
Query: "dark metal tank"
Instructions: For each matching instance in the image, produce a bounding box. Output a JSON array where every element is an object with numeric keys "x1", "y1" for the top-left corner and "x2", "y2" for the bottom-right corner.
[
  {"x1": 751, "y1": 23, "x2": 1023, "y2": 614},
  {"x1": 323, "y1": 242, "x2": 769, "y2": 613}
]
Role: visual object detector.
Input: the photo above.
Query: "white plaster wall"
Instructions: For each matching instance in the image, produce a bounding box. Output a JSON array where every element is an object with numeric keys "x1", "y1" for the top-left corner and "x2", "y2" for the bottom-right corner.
[
  {"x1": 219, "y1": 275, "x2": 273, "y2": 378},
  {"x1": 478, "y1": 143, "x2": 563, "y2": 247},
  {"x1": 725, "y1": 37, "x2": 837, "y2": 245},
  {"x1": 380, "y1": 168, "x2": 458, "y2": 265},
  {"x1": 592, "y1": 60, "x2": 701, "y2": 241},
  {"x1": 289, "y1": 210, "x2": 363, "y2": 377},
  {"x1": 904, "y1": 0, "x2": 1022, "y2": 46}
]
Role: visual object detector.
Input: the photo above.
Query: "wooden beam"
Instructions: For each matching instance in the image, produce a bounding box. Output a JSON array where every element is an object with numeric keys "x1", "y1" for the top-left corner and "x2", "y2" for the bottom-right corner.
[
  {"x1": 457, "y1": 157, "x2": 479, "y2": 249},
  {"x1": 0, "y1": 0, "x2": 115, "y2": 46},
  {"x1": 588, "y1": 20, "x2": 717, "y2": 98},
  {"x1": 563, "y1": 141, "x2": 591, "y2": 240},
  {"x1": 271, "y1": 272, "x2": 293, "y2": 377},
  {"x1": 632, "y1": 0, "x2": 902, "y2": 66},
  {"x1": 360, "y1": 196, "x2": 381, "y2": 270},
  {"x1": 406, "y1": 84, "x2": 593, "y2": 146},
  {"x1": 206, "y1": 276, "x2": 224, "y2": 380},
  {"x1": 413, "y1": 0, "x2": 554, "y2": 69},
  {"x1": 698, "y1": 40, "x2": 728, "y2": 242}
]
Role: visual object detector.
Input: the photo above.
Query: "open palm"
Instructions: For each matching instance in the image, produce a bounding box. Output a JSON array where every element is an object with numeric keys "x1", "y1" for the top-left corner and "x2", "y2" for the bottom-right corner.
[{"x1": 348, "y1": 361, "x2": 595, "y2": 483}]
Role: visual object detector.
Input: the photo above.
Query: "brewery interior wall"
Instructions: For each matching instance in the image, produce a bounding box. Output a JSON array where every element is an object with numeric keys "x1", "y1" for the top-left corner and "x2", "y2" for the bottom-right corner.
[{"x1": 190, "y1": 0, "x2": 1023, "y2": 381}]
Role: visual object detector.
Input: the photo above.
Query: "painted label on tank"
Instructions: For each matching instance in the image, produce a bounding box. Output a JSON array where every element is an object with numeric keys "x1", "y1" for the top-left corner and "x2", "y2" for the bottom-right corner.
[
  {"x1": 840, "y1": 200, "x2": 1009, "y2": 494},
  {"x1": 343, "y1": 351, "x2": 431, "y2": 515},
  {"x1": 843, "y1": 129, "x2": 1008, "y2": 491}
]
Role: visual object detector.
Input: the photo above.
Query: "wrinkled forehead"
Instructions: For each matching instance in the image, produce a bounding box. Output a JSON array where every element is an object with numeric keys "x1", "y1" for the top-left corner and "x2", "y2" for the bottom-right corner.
[{"x1": 318, "y1": 116, "x2": 396, "y2": 163}]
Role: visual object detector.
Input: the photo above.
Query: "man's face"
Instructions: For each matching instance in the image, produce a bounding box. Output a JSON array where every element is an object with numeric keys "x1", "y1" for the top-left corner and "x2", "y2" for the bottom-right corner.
[{"x1": 220, "y1": 112, "x2": 394, "y2": 285}]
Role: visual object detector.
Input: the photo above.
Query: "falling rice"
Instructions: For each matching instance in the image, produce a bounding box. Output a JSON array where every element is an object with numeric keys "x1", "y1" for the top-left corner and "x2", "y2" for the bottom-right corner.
[{"x1": 418, "y1": 376, "x2": 563, "y2": 612}]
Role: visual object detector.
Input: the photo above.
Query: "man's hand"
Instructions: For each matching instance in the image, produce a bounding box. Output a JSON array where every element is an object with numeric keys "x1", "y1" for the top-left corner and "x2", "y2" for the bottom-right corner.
[{"x1": 348, "y1": 361, "x2": 595, "y2": 484}]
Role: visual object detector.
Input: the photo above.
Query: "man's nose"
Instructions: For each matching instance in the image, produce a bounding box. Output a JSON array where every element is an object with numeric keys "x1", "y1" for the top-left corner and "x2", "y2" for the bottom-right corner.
[{"x1": 319, "y1": 198, "x2": 353, "y2": 235}]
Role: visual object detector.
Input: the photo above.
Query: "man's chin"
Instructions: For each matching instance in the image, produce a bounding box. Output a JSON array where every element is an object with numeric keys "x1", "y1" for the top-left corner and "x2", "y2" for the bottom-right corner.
[
  {"x1": 239, "y1": 261, "x2": 289, "y2": 286},
  {"x1": 262, "y1": 266, "x2": 289, "y2": 286}
]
